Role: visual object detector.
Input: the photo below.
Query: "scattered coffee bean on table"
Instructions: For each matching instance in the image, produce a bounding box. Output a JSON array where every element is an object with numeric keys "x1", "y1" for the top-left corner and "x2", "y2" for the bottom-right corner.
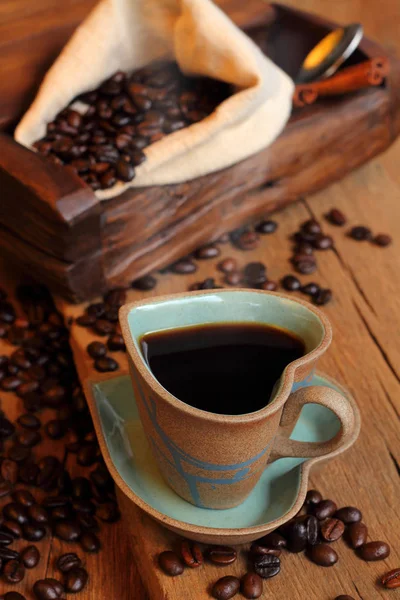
[
  {"x1": 346, "y1": 521, "x2": 368, "y2": 549},
  {"x1": 240, "y1": 573, "x2": 263, "y2": 599},
  {"x1": 381, "y1": 567, "x2": 400, "y2": 589},
  {"x1": 57, "y1": 553, "x2": 83, "y2": 573},
  {"x1": 349, "y1": 226, "x2": 372, "y2": 241},
  {"x1": 208, "y1": 546, "x2": 237, "y2": 565},
  {"x1": 212, "y1": 576, "x2": 240, "y2": 600},
  {"x1": 312, "y1": 499, "x2": 337, "y2": 520},
  {"x1": 326, "y1": 208, "x2": 347, "y2": 226},
  {"x1": 21, "y1": 545, "x2": 40, "y2": 568},
  {"x1": 281, "y1": 274, "x2": 301, "y2": 291},
  {"x1": 64, "y1": 567, "x2": 89, "y2": 593},
  {"x1": 158, "y1": 551, "x2": 184, "y2": 576},
  {"x1": 335, "y1": 596, "x2": 355, "y2": 600},
  {"x1": 253, "y1": 554, "x2": 281, "y2": 578},
  {"x1": 335, "y1": 506, "x2": 362, "y2": 524},
  {"x1": 180, "y1": 540, "x2": 203, "y2": 568},
  {"x1": 33, "y1": 578, "x2": 65, "y2": 600},
  {"x1": 373, "y1": 233, "x2": 392, "y2": 247},
  {"x1": 308, "y1": 543, "x2": 338, "y2": 566},
  {"x1": 217, "y1": 258, "x2": 237, "y2": 274},
  {"x1": 320, "y1": 518, "x2": 345, "y2": 542},
  {"x1": 131, "y1": 275, "x2": 157, "y2": 291},
  {"x1": 2, "y1": 594, "x2": 27, "y2": 600},
  {"x1": 358, "y1": 541, "x2": 390, "y2": 561},
  {"x1": 256, "y1": 219, "x2": 278, "y2": 234}
]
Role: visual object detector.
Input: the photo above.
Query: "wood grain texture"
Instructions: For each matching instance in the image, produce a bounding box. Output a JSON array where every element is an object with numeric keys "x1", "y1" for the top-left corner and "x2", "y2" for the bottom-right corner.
[
  {"x1": 1, "y1": 2, "x2": 400, "y2": 301},
  {"x1": 0, "y1": 0, "x2": 400, "y2": 598}
]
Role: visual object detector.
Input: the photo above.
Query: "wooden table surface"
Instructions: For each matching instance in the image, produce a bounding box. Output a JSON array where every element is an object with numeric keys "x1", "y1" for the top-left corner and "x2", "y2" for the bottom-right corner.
[{"x1": 1, "y1": 0, "x2": 400, "y2": 599}]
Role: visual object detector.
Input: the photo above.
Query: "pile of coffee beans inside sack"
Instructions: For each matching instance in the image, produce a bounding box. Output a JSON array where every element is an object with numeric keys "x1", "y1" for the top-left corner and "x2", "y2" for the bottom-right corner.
[
  {"x1": 32, "y1": 63, "x2": 231, "y2": 191},
  {"x1": 73, "y1": 207, "x2": 393, "y2": 373},
  {"x1": 0, "y1": 284, "x2": 120, "y2": 599},
  {"x1": 157, "y1": 489, "x2": 398, "y2": 599}
]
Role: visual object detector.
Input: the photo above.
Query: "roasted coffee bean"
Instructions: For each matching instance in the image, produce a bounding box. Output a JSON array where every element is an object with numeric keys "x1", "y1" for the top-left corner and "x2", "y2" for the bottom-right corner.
[
  {"x1": 12, "y1": 490, "x2": 35, "y2": 507},
  {"x1": 23, "y1": 523, "x2": 46, "y2": 541},
  {"x1": 293, "y1": 256, "x2": 317, "y2": 275},
  {"x1": 312, "y1": 499, "x2": 337, "y2": 520},
  {"x1": 381, "y1": 567, "x2": 400, "y2": 589},
  {"x1": 72, "y1": 498, "x2": 95, "y2": 514},
  {"x1": 0, "y1": 479, "x2": 13, "y2": 498},
  {"x1": 76, "y1": 513, "x2": 99, "y2": 532},
  {"x1": 243, "y1": 262, "x2": 267, "y2": 286},
  {"x1": 44, "y1": 385, "x2": 66, "y2": 407},
  {"x1": 116, "y1": 159, "x2": 135, "y2": 181},
  {"x1": 54, "y1": 520, "x2": 81, "y2": 542},
  {"x1": 0, "y1": 530, "x2": 14, "y2": 545},
  {"x1": 320, "y1": 518, "x2": 345, "y2": 542},
  {"x1": 158, "y1": 550, "x2": 184, "y2": 576},
  {"x1": 2, "y1": 520, "x2": 22, "y2": 539},
  {"x1": 260, "y1": 280, "x2": 278, "y2": 291},
  {"x1": 94, "y1": 357, "x2": 119, "y2": 373},
  {"x1": 335, "y1": 506, "x2": 362, "y2": 524},
  {"x1": 195, "y1": 245, "x2": 220, "y2": 260},
  {"x1": 64, "y1": 567, "x2": 89, "y2": 593},
  {"x1": 335, "y1": 596, "x2": 355, "y2": 600},
  {"x1": 28, "y1": 504, "x2": 49, "y2": 524},
  {"x1": 224, "y1": 272, "x2": 242, "y2": 286},
  {"x1": 96, "y1": 502, "x2": 120, "y2": 523},
  {"x1": 208, "y1": 546, "x2": 237, "y2": 565},
  {"x1": 132, "y1": 275, "x2": 157, "y2": 290},
  {"x1": 104, "y1": 287, "x2": 127, "y2": 307},
  {"x1": 253, "y1": 554, "x2": 281, "y2": 578},
  {"x1": 94, "y1": 319, "x2": 115, "y2": 336},
  {"x1": 2, "y1": 593, "x2": 27, "y2": 600},
  {"x1": 189, "y1": 277, "x2": 217, "y2": 290},
  {"x1": 308, "y1": 543, "x2": 338, "y2": 566},
  {"x1": 256, "y1": 219, "x2": 278, "y2": 234},
  {"x1": 8, "y1": 444, "x2": 31, "y2": 463},
  {"x1": 71, "y1": 477, "x2": 92, "y2": 500},
  {"x1": 373, "y1": 233, "x2": 392, "y2": 247},
  {"x1": 1, "y1": 376, "x2": 22, "y2": 391},
  {"x1": 212, "y1": 576, "x2": 240, "y2": 600},
  {"x1": 16, "y1": 380, "x2": 40, "y2": 398},
  {"x1": 240, "y1": 573, "x2": 263, "y2": 599},
  {"x1": 305, "y1": 515, "x2": 319, "y2": 545},
  {"x1": 326, "y1": 208, "x2": 347, "y2": 226},
  {"x1": 358, "y1": 541, "x2": 390, "y2": 561},
  {"x1": 45, "y1": 420, "x2": 65, "y2": 440},
  {"x1": 3, "y1": 502, "x2": 29, "y2": 524},
  {"x1": 76, "y1": 314, "x2": 96, "y2": 327},
  {"x1": 52, "y1": 506, "x2": 71, "y2": 520},
  {"x1": 236, "y1": 231, "x2": 259, "y2": 251},
  {"x1": 285, "y1": 517, "x2": 307, "y2": 552},
  {"x1": 255, "y1": 532, "x2": 287, "y2": 549},
  {"x1": 347, "y1": 521, "x2": 368, "y2": 549},
  {"x1": 33, "y1": 578, "x2": 65, "y2": 600},
  {"x1": 313, "y1": 288, "x2": 332, "y2": 306},
  {"x1": 87, "y1": 341, "x2": 107, "y2": 359},
  {"x1": 107, "y1": 334, "x2": 126, "y2": 352},
  {"x1": 21, "y1": 545, "x2": 40, "y2": 568},
  {"x1": 281, "y1": 275, "x2": 301, "y2": 291},
  {"x1": 170, "y1": 259, "x2": 197, "y2": 275},
  {"x1": 180, "y1": 540, "x2": 203, "y2": 568},
  {"x1": 250, "y1": 543, "x2": 281, "y2": 558},
  {"x1": 3, "y1": 559, "x2": 25, "y2": 583},
  {"x1": 349, "y1": 226, "x2": 372, "y2": 241},
  {"x1": 0, "y1": 547, "x2": 20, "y2": 561},
  {"x1": 301, "y1": 282, "x2": 320, "y2": 297},
  {"x1": 17, "y1": 429, "x2": 41, "y2": 447},
  {"x1": 77, "y1": 444, "x2": 99, "y2": 466},
  {"x1": 0, "y1": 416, "x2": 15, "y2": 438},
  {"x1": 312, "y1": 233, "x2": 334, "y2": 250},
  {"x1": 301, "y1": 219, "x2": 322, "y2": 237},
  {"x1": 80, "y1": 530, "x2": 101, "y2": 553},
  {"x1": 56, "y1": 552, "x2": 82, "y2": 573},
  {"x1": 217, "y1": 258, "x2": 237, "y2": 273}
]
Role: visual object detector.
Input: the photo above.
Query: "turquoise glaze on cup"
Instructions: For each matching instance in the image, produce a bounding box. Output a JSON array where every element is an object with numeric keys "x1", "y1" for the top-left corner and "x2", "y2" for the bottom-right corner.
[{"x1": 119, "y1": 290, "x2": 356, "y2": 510}]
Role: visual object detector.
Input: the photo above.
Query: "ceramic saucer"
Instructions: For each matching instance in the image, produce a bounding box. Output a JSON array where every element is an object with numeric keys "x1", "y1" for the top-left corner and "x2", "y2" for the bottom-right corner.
[{"x1": 85, "y1": 371, "x2": 360, "y2": 544}]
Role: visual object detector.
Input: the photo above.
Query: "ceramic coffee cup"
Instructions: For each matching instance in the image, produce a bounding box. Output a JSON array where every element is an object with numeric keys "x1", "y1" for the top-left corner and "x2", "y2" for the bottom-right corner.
[{"x1": 120, "y1": 289, "x2": 355, "y2": 510}]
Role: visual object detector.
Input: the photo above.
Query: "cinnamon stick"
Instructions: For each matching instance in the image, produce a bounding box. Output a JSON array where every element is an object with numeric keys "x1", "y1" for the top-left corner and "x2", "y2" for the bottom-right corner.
[{"x1": 293, "y1": 57, "x2": 390, "y2": 107}]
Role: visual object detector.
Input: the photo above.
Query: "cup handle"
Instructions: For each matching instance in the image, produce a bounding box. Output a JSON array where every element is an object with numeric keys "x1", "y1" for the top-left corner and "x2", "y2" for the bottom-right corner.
[{"x1": 269, "y1": 385, "x2": 355, "y2": 462}]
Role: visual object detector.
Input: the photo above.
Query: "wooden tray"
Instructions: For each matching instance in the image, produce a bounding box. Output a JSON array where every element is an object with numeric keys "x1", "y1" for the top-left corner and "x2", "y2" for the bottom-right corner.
[{"x1": 1, "y1": 1, "x2": 400, "y2": 302}]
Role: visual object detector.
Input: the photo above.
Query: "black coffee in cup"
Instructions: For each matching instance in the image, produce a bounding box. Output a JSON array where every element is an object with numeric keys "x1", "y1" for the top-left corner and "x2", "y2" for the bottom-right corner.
[{"x1": 140, "y1": 323, "x2": 305, "y2": 415}]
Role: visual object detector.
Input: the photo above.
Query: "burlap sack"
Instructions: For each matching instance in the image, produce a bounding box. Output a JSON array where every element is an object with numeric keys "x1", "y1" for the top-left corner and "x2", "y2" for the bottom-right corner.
[{"x1": 15, "y1": 0, "x2": 294, "y2": 200}]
